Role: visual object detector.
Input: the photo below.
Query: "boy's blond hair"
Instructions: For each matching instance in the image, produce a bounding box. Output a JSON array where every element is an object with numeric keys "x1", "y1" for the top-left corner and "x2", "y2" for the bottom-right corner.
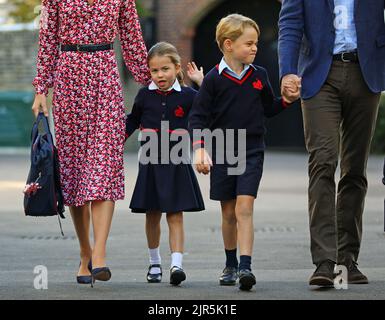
[{"x1": 216, "y1": 14, "x2": 260, "y2": 52}]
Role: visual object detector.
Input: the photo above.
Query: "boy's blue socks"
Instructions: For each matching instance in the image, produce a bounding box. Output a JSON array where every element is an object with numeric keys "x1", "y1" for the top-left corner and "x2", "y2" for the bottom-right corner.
[
  {"x1": 225, "y1": 249, "x2": 238, "y2": 268},
  {"x1": 239, "y1": 255, "x2": 251, "y2": 271}
]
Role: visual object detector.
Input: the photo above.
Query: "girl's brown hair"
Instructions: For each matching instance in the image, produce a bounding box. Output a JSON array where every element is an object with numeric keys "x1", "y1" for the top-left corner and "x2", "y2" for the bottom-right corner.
[{"x1": 147, "y1": 42, "x2": 185, "y2": 85}]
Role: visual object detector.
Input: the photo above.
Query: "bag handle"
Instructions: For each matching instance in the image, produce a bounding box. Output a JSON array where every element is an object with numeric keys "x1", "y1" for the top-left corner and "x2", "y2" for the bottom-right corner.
[
  {"x1": 31, "y1": 112, "x2": 54, "y2": 145},
  {"x1": 30, "y1": 113, "x2": 55, "y2": 164}
]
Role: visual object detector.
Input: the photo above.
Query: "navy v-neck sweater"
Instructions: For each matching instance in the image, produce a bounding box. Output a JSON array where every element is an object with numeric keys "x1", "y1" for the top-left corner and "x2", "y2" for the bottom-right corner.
[{"x1": 188, "y1": 64, "x2": 289, "y2": 150}]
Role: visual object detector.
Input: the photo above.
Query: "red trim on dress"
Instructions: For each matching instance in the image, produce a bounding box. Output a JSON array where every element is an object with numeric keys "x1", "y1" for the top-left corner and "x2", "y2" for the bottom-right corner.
[
  {"x1": 139, "y1": 128, "x2": 188, "y2": 134},
  {"x1": 168, "y1": 129, "x2": 188, "y2": 134},
  {"x1": 156, "y1": 89, "x2": 173, "y2": 96},
  {"x1": 193, "y1": 140, "x2": 205, "y2": 146},
  {"x1": 140, "y1": 128, "x2": 159, "y2": 132}
]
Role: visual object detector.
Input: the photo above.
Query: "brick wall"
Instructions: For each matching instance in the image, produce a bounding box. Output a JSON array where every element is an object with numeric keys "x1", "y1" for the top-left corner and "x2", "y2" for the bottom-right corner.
[
  {"x1": 155, "y1": 0, "x2": 281, "y2": 81},
  {"x1": 156, "y1": 0, "x2": 221, "y2": 72},
  {"x1": 0, "y1": 29, "x2": 38, "y2": 91}
]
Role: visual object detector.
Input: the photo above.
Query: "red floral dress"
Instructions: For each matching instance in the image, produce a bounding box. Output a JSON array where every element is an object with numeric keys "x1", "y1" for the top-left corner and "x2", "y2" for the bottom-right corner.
[{"x1": 33, "y1": 0, "x2": 150, "y2": 207}]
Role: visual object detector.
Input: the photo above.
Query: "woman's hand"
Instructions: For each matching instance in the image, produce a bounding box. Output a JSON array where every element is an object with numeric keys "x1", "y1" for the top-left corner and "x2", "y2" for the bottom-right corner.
[
  {"x1": 32, "y1": 94, "x2": 50, "y2": 118},
  {"x1": 187, "y1": 62, "x2": 204, "y2": 87},
  {"x1": 194, "y1": 148, "x2": 212, "y2": 175}
]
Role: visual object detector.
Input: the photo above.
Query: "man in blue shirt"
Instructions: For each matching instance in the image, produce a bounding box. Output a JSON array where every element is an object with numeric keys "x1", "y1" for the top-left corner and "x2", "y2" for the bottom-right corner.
[
  {"x1": 279, "y1": 0, "x2": 385, "y2": 287},
  {"x1": 333, "y1": 0, "x2": 358, "y2": 54}
]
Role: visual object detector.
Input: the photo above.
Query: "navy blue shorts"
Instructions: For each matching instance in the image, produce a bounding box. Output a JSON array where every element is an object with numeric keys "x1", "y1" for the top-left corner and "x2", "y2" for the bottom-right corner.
[{"x1": 210, "y1": 150, "x2": 264, "y2": 201}]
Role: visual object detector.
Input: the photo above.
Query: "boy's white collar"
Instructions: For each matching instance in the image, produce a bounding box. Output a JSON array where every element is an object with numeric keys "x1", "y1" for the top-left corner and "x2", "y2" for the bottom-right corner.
[
  {"x1": 148, "y1": 79, "x2": 182, "y2": 92},
  {"x1": 218, "y1": 57, "x2": 256, "y2": 75}
]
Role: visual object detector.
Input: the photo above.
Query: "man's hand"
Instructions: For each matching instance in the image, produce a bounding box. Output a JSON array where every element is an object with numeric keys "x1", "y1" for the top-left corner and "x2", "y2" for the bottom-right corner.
[
  {"x1": 194, "y1": 148, "x2": 212, "y2": 175},
  {"x1": 281, "y1": 74, "x2": 302, "y2": 103},
  {"x1": 32, "y1": 94, "x2": 50, "y2": 118},
  {"x1": 187, "y1": 62, "x2": 204, "y2": 87}
]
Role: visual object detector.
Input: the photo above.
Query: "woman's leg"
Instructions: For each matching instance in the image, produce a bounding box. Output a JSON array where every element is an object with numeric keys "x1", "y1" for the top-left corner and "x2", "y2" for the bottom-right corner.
[
  {"x1": 69, "y1": 203, "x2": 92, "y2": 276},
  {"x1": 90, "y1": 200, "x2": 115, "y2": 268}
]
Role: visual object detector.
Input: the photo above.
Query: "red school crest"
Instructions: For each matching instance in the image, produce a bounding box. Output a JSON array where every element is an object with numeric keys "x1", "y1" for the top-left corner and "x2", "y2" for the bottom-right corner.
[
  {"x1": 252, "y1": 79, "x2": 263, "y2": 90},
  {"x1": 174, "y1": 106, "x2": 185, "y2": 118}
]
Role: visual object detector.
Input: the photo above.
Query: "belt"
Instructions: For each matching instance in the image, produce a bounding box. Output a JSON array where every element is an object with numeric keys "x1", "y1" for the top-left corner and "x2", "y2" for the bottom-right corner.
[
  {"x1": 333, "y1": 51, "x2": 358, "y2": 63},
  {"x1": 60, "y1": 43, "x2": 114, "y2": 52}
]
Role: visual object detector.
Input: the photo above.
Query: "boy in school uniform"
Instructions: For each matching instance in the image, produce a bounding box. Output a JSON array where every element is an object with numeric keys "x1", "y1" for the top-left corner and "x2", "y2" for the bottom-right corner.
[{"x1": 189, "y1": 14, "x2": 300, "y2": 291}]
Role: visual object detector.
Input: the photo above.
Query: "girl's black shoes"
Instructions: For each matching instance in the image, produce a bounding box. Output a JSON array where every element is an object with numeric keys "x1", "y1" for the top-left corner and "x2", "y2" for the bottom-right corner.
[
  {"x1": 147, "y1": 264, "x2": 162, "y2": 283},
  {"x1": 170, "y1": 266, "x2": 186, "y2": 286}
]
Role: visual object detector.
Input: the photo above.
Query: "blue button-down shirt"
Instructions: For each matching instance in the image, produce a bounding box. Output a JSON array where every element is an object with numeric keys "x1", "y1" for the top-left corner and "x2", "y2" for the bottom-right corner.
[
  {"x1": 218, "y1": 57, "x2": 256, "y2": 80},
  {"x1": 333, "y1": 0, "x2": 357, "y2": 54}
]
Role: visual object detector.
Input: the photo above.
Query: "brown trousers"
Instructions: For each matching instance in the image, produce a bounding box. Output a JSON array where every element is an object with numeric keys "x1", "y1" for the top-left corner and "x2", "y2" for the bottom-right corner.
[{"x1": 301, "y1": 61, "x2": 381, "y2": 265}]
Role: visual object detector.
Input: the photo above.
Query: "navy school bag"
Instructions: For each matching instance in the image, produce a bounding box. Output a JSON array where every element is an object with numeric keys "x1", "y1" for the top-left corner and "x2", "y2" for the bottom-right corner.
[{"x1": 23, "y1": 112, "x2": 65, "y2": 235}]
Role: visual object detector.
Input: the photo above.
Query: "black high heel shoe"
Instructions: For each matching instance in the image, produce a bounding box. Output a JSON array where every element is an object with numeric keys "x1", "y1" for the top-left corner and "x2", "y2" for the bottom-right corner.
[
  {"x1": 76, "y1": 260, "x2": 92, "y2": 284},
  {"x1": 147, "y1": 264, "x2": 162, "y2": 283},
  {"x1": 91, "y1": 267, "x2": 112, "y2": 288}
]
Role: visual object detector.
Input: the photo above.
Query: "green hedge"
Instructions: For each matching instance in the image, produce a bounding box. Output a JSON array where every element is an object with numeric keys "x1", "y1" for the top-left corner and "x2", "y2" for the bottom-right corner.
[{"x1": 371, "y1": 93, "x2": 385, "y2": 154}]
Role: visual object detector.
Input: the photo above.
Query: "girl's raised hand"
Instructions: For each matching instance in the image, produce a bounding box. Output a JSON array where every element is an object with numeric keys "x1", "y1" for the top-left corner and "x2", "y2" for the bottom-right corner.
[{"x1": 187, "y1": 62, "x2": 204, "y2": 87}]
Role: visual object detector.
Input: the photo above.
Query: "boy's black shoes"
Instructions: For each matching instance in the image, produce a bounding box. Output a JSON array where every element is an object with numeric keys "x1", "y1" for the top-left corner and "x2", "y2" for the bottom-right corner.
[
  {"x1": 309, "y1": 260, "x2": 335, "y2": 287},
  {"x1": 170, "y1": 266, "x2": 186, "y2": 286},
  {"x1": 219, "y1": 267, "x2": 238, "y2": 286},
  {"x1": 147, "y1": 264, "x2": 162, "y2": 283},
  {"x1": 238, "y1": 269, "x2": 256, "y2": 291}
]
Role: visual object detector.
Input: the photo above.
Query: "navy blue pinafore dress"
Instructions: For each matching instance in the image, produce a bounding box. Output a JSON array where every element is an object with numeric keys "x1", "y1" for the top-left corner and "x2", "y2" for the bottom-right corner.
[{"x1": 125, "y1": 82, "x2": 205, "y2": 213}]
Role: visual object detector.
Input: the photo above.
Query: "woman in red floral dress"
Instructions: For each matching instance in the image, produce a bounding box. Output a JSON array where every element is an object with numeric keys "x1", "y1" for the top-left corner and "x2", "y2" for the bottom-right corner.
[{"x1": 31, "y1": 0, "x2": 150, "y2": 284}]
